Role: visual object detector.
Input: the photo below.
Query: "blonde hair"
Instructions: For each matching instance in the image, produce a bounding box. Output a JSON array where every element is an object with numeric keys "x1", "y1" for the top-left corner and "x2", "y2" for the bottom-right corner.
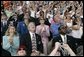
[{"x1": 5, "y1": 26, "x2": 17, "y2": 36}]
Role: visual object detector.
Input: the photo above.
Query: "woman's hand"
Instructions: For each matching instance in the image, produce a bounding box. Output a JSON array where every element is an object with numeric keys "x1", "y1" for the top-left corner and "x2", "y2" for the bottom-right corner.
[{"x1": 8, "y1": 37, "x2": 13, "y2": 45}]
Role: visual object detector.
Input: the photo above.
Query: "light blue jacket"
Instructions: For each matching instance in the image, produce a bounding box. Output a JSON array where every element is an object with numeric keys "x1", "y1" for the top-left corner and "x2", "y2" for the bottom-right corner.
[{"x1": 2, "y1": 35, "x2": 20, "y2": 56}]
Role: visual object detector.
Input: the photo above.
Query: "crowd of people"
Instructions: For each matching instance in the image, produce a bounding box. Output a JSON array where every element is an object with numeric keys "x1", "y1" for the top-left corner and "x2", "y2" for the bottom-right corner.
[{"x1": 1, "y1": 1, "x2": 83, "y2": 56}]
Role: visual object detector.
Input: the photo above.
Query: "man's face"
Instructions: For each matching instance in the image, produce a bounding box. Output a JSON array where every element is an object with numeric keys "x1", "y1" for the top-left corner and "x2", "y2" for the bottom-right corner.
[
  {"x1": 60, "y1": 26, "x2": 67, "y2": 35},
  {"x1": 1, "y1": 15, "x2": 7, "y2": 22},
  {"x1": 28, "y1": 23, "x2": 35, "y2": 32}
]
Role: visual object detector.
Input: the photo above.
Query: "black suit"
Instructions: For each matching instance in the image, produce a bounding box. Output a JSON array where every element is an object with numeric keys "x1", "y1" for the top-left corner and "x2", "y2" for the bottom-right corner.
[
  {"x1": 20, "y1": 32, "x2": 43, "y2": 56},
  {"x1": 52, "y1": 35, "x2": 77, "y2": 53},
  {"x1": 1, "y1": 22, "x2": 8, "y2": 36}
]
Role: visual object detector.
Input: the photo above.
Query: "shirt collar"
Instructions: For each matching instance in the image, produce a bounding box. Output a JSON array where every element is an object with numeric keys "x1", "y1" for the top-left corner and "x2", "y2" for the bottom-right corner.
[{"x1": 29, "y1": 31, "x2": 35, "y2": 35}]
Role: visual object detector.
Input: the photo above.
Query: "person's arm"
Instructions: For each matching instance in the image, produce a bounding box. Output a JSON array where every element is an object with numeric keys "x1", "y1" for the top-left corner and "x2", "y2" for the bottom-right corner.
[
  {"x1": 50, "y1": 25, "x2": 53, "y2": 34},
  {"x1": 12, "y1": 36, "x2": 19, "y2": 49},
  {"x1": 45, "y1": 26, "x2": 50, "y2": 37},
  {"x1": 62, "y1": 44, "x2": 76, "y2": 56},
  {"x1": 17, "y1": 22, "x2": 21, "y2": 34},
  {"x1": 49, "y1": 42, "x2": 61, "y2": 56},
  {"x1": 2, "y1": 36, "x2": 12, "y2": 50}
]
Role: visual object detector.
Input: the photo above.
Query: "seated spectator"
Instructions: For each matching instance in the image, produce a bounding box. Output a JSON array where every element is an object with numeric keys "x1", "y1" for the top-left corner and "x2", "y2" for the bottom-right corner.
[{"x1": 2, "y1": 25, "x2": 20, "y2": 56}]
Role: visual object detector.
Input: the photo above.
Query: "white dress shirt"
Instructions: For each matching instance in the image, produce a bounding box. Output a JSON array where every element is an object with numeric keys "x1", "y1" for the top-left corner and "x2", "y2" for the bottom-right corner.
[
  {"x1": 30, "y1": 10, "x2": 35, "y2": 18},
  {"x1": 60, "y1": 34, "x2": 67, "y2": 44},
  {"x1": 29, "y1": 31, "x2": 36, "y2": 40},
  {"x1": 29, "y1": 31, "x2": 37, "y2": 51}
]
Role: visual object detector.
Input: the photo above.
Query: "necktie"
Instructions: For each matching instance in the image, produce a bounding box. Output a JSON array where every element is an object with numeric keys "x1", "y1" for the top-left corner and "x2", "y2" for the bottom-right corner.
[
  {"x1": 32, "y1": 34, "x2": 37, "y2": 52},
  {"x1": 64, "y1": 35, "x2": 67, "y2": 44}
]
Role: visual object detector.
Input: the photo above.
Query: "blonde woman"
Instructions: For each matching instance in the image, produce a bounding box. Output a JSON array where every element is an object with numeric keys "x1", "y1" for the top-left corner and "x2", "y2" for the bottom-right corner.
[{"x1": 2, "y1": 25, "x2": 19, "y2": 56}]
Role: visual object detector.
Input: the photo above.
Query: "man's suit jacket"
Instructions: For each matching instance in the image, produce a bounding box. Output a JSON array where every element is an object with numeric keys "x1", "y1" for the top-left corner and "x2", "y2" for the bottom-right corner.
[
  {"x1": 52, "y1": 35, "x2": 77, "y2": 53},
  {"x1": 1, "y1": 22, "x2": 8, "y2": 36},
  {"x1": 17, "y1": 21, "x2": 28, "y2": 35},
  {"x1": 20, "y1": 32, "x2": 43, "y2": 56}
]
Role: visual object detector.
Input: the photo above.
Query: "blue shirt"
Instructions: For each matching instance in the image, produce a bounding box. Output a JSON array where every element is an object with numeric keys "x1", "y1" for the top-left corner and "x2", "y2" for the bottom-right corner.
[
  {"x1": 50, "y1": 23, "x2": 60, "y2": 38},
  {"x1": 17, "y1": 21, "x2": 28, "y2": 35},
  {"x1": 2, "y1": 35, "x2": 20, "y2": 56}
]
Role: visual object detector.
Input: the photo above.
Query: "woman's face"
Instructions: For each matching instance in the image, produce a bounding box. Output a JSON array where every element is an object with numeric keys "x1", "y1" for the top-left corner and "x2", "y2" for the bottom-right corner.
[
  {"x1": 9, "y1": 26, "x2": 15, "y2": 34},
  {"x1": 40, "y1": 19, "x2": 45, "y2": 24}
]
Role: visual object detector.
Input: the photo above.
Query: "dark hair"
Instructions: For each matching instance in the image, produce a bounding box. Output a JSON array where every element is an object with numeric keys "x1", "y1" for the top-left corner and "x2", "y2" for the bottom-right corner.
[
  {"x1": 58, "y1": 24, "x2": 67, "y2": 31},
  {"x1": 17, "y1": 45, "x2": 26, "y2": 53}
]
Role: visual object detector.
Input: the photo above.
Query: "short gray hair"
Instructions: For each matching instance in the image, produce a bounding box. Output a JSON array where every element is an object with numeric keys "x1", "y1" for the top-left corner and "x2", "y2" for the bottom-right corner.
[{"x1": 28, "y1": 22, "x2": 35, "y2": 29}]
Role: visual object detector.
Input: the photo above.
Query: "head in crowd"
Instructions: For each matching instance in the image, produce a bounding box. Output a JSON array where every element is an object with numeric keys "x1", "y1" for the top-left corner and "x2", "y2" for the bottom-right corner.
[
  {"x1": 5, "y1": 25, "x2": 17, "y2": 36},
  {"x1": 39, "y1": 5, "x2": 42, "y2": 11},
  {"x1": 54, "y1": 15, "x2": 60, "y2": 23},
  {"x1": 17, "y1": 45, "x2": 26, "y2": 56},
  {"x1": 1, "y1": 14, "x2": 7, "y2": 22},
  {"x1": 58, "y1": 24, "x2": 67, "y2": 35},
  {"x1": 40, "y1": 10, "x2": 44, "y2": 19},
  {"x1": 28, "y1": 22, "x2": 36, "y2": 33},
  {"x1": 24, "y1": 12, "x2": 30, "y2": 25},
  {"x1": 39, "y1": 18, "x2": 45, "y2": 25}
]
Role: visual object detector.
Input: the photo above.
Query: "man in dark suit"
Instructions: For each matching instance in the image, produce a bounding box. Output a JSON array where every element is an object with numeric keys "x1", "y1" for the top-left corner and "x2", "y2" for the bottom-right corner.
[
  {"x1": 20, "y1": 22, "x2": 43, "y2": 56},
  {"x1": 1, "y1": 15, "x2": 8, "y2": 36},
  {"x1": 52, "y1": 25, "x2": 78, "y2": 54}
]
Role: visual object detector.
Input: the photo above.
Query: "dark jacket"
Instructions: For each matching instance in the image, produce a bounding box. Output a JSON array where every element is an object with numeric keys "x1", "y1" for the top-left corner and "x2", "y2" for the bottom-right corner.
[
  {"x1": 52, "y1": 35, "x2": 78, "y2": 53},
  {"x1": 20, "y1": 32, "x2": 43, "y2": 56}
]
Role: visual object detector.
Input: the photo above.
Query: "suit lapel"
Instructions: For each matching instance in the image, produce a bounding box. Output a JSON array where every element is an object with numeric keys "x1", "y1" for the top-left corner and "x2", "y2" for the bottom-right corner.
[
  {"x1": 35, "y1": 34, "x2": 38, "y2": 46},
  {"x1": 27, "y1": 32, "x2": 32, "y2": 49},
  {"x1": 59, "y1": 35, "x2": 63, "y2": 43}
]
